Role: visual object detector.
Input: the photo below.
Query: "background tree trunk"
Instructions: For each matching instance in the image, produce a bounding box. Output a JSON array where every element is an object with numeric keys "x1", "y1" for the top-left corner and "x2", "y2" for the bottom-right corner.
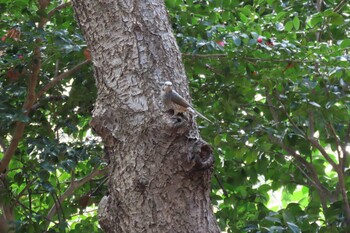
[{"x1": 71, "y1": 0, "x2": 220, "y2": 232}]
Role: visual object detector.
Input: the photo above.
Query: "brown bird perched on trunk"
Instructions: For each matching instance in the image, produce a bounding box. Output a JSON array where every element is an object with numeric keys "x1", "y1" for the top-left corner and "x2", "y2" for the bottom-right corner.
[{"x1": 161, "y1": 81, "x2": 212, "y2": 123}]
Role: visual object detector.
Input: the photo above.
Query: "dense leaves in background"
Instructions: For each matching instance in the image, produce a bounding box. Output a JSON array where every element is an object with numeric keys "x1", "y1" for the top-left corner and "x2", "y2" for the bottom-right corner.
[
  {"x1": 165, "y1": 0, "x2": 350, "y2": 232},
  {"x1": 1, "y1": 0, "x2": 350, "y2": 232},
  {"x1": 0, "y1": 0, "x2": 106, "y2": 232}
]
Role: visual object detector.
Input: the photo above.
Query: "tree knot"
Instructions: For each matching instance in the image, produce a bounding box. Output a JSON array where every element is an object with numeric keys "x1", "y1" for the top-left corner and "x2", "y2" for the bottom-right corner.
[{"x1": 189, "y1": 139, "x2": 214, "y2": 171}]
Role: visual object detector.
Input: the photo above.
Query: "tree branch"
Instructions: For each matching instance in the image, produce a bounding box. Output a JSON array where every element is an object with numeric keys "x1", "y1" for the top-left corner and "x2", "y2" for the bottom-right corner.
[
  {"x1": 39, "y1": 2, "x2": 73, "y2": 28},
  {"x1": 315, "y1": 0, "x2": 323, "y2": 42},
  {"x1": 341, "y1": 123, "x2": 350, "y2": 169},
  {"x1": 16, "y1": 178, "x2": 37, "y2": 202},
  {"x1": 182, "y1": 53, "x2": 315, "y2": 63},
  {"x1": 328, "y1": 123, "x2": 342, "y2": 166},
  {"x1": 46, "y1": 166, "x2": 108, "y2": 222},
  {"x1": 338, "y1": 168, "x2": 350, "y2": 225},
  {"x1": 326, "y1": 123, "x2": 350, "y2": 224},
  {"x1": 182, "y1": 53, "x2": 227, "y2": 58},
  {"x1": 306, "y1": 132, "x2": 350, "y2": 223},
  {"x1": 36, "y1": 59, "x2": 91, "y2": 100},
  {"x1": 214, "y1": 173, "x2": 228, "y2": 198},
  {"x1": 265, "y1": 92, "x2": 330, "y2": 211},
  {"x1": 47, "y1": 2, "x2": 72, "y2": 19},
  {"x1": 265, "y1": 89, "x2": 279, "y2": 123},
  {"x1": 243, "y1": 56, "x2": 313, "y2": 64},
  {"x1": 0, "y1": 44, "x2": 41, "y2": 174},
  {"x1": 307, "y1": 137, "x2": 338, "y2": 171},
  {"x1": 334, "y1": 0, "x2": 347, "y2": 13},
  {"x1": 204, "y1": 64, "x2": 225, "y2": 77},
  {"x1": 308, "y1": 111, "x2": 315, "y2": 139},
  {"x1": 30, "y1": 95, "x2": 67, "y2": 111},
  {"x1": 269, "y1": 135, "x2": 330, "y2": 212},
  {"x1": 54, "y1": 59, "x2": 60, "y2": 77},
  {"x1": 278, "y1": 99, "x2": 307, "y2": 138},
  {"x1": 0, "y1": 59, "x2": 89, "y2": 174},
  {"x1": 316, "y1": 0, "x2": 323, "y2": 11}
]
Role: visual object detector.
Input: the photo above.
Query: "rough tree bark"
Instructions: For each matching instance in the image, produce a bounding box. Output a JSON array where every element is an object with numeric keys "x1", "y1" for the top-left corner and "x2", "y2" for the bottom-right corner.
[{"x1": 72, "y1": 0, "x2": 220, "y2": 232}]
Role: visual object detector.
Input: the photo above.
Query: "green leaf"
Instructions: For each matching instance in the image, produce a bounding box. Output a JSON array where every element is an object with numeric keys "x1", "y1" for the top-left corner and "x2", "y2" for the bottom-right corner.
[
  {"x1": 245, "y1": 151, "x2": 257, "y2": 164},
  {"x1": 214, "y1": 135, "x2": 221, "y2": 145},
  {"x1": 340, "y1": 39, "x2": 350, "y2": 49},
  {"x1": 248, "y1": 38, "x2": 257, "y2": 45},
  {"x1": 293, "y1": 16, "x2": 300, "y2": 30},
  {"x1": 232, "y1": 35, "x2": 241, "y2": 46},
  {"x1": 285, "y1": 21, "x2": 293, "y2": 32},
  {"x1": 310, "y1": 13, "x2": 323, "y2": 27},
  {"x1": 265, "y1": 216, "x2": 281, "y2": 223},
  {"x1": 239, "y1": 13, "x2": 248, "y2": 23},
  {"x1": 287, "y1": 222, "x2": 301, "y2": 233},
  {"x1": 329, "y1": 13, "x2": 344, "y2": 26},
  {"x1": 276, "y1": 11, "x2": 286, "y2": 21}
]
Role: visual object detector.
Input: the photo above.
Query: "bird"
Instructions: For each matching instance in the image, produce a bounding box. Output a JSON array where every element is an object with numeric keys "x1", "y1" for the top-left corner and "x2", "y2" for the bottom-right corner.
[{"x1": 161, "y1": 81, "x2": 212, "y2": 123}]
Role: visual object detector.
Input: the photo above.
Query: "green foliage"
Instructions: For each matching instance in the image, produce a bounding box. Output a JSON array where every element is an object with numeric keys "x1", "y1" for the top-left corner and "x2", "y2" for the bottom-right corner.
[
  {"x1": 0, "y1": 0, "x2": 105, "y2": 232},
  {"x1": 1, "y1": 0, "x2": 350, "y2": 232},
  {"x1": 166, "y1": 0, "x2": 350, "y2": 232}
]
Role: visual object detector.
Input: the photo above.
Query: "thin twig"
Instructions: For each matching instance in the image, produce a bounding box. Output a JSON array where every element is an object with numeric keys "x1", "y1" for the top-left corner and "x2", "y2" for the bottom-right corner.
[
  {"x1": 308, "y1": 111, "x2": 315, "y2": 163},
  {"x1": 16, "y1": 178, "x2": 37, "y2": 202},
  {"x1": 278, "y1": 99, "x2": 306, "y2": 138},
  {"x1": 46, "y1": 166, "x2": 109, "y2": 222},
  {"x1": 214, "y1": 173, "x2": 228, "y2": 198},
  {"x1": 0, "y1": 138, "x2": 6, "y2": 154},
  {"x1": 341, "y1": 123, "x2": 350, "y2": 169},
  {"x1": 243, "y1": 56, "x2": 313, "y2": 63},
  {"x1": 182, "y1": 53, "x2": 227, "y2": 58},
  {"x1": 339, "y1": 172, "x2": 350, "y2": 225},
  {"x1": 327, "y1": 125, "x2": 350, "y2": 225},
  {"x1": 27, "y1": 178, "x2": 33, "y2": 217},
  {"x1": 90, "y1": 177, "x2": 108, "y2": 196},
  {"x1": 308, "y1": 111, "x2": 315, "y2": 139},
  {"x1": 315, "y1": 0, "x2": 323, "y2": 42},
  {"x1": 307, "y1": 137, "x2": 338, "y2": 171},
  {"x1": 16, "y1": 201, "x2": 52, "y2": 223},
  {"x1": 50, "y1": 192, "x2": 63, "y2": 223},
  {"x1": 31, "y1": 95, "x2": 66, "y2": 111},
  {"x1": 204, "y1": 64, "x2": 225, "y2": 77},
  {"x1": 47, "y1": 2, "x2": 72, "y2": 19},
  {"x1": 290, "y1": 160, "x2": 318, "y2": 189},
  {"x1": 36, "y1": 59, "x2": 91, "y2": 100},
  {"x1": 182, "y1": 53, "x2": 315, "y2": 63},
  {"x1": 334, "y1": 0, "x2": 347, "y2": 13},
  {"x1": 265, "y1": 89, "x2": 279, "y2": 123},
  {"x1": 328, "y1": 123, "x2": 342, "y2": 166},
  {"x1": 54, "y1": 59, "x2": 60, "y2": 77},
  {"x1": 269, "y1": 135, "x2": 330, "y2": 212}
]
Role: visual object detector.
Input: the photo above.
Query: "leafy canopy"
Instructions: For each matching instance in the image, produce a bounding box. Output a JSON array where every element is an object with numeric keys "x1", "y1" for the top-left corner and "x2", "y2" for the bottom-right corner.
[
  {"x1": 1, "y1": 0, "x2": 105, "y2": 232},
  {"x1": 166, "y1": 0, "x2": 350, "y2": 232},
  {"x1": 1, "y1": 0, "x2": 350, "y2": 232}
]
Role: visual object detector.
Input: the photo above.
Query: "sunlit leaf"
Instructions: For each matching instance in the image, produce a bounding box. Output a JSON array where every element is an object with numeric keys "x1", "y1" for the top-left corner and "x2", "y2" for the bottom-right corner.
[{"x1": 293, "y1": 16, "x2": 300, "y2": 30}]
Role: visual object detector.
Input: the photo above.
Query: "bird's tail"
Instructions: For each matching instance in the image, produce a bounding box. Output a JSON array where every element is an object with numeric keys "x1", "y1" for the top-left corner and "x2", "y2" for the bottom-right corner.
[
  {"x1": 196, "y1": 110, "x2": 212, "y2": 123},
  {"x1": 187, "y1": 107, "x2": 212, "y2": 123}
]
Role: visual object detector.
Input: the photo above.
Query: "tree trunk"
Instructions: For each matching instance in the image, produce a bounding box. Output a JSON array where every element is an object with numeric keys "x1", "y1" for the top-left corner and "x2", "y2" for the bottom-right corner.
[{"x1": 71, "y1": 0, "x2": 220, "y2": 232}]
